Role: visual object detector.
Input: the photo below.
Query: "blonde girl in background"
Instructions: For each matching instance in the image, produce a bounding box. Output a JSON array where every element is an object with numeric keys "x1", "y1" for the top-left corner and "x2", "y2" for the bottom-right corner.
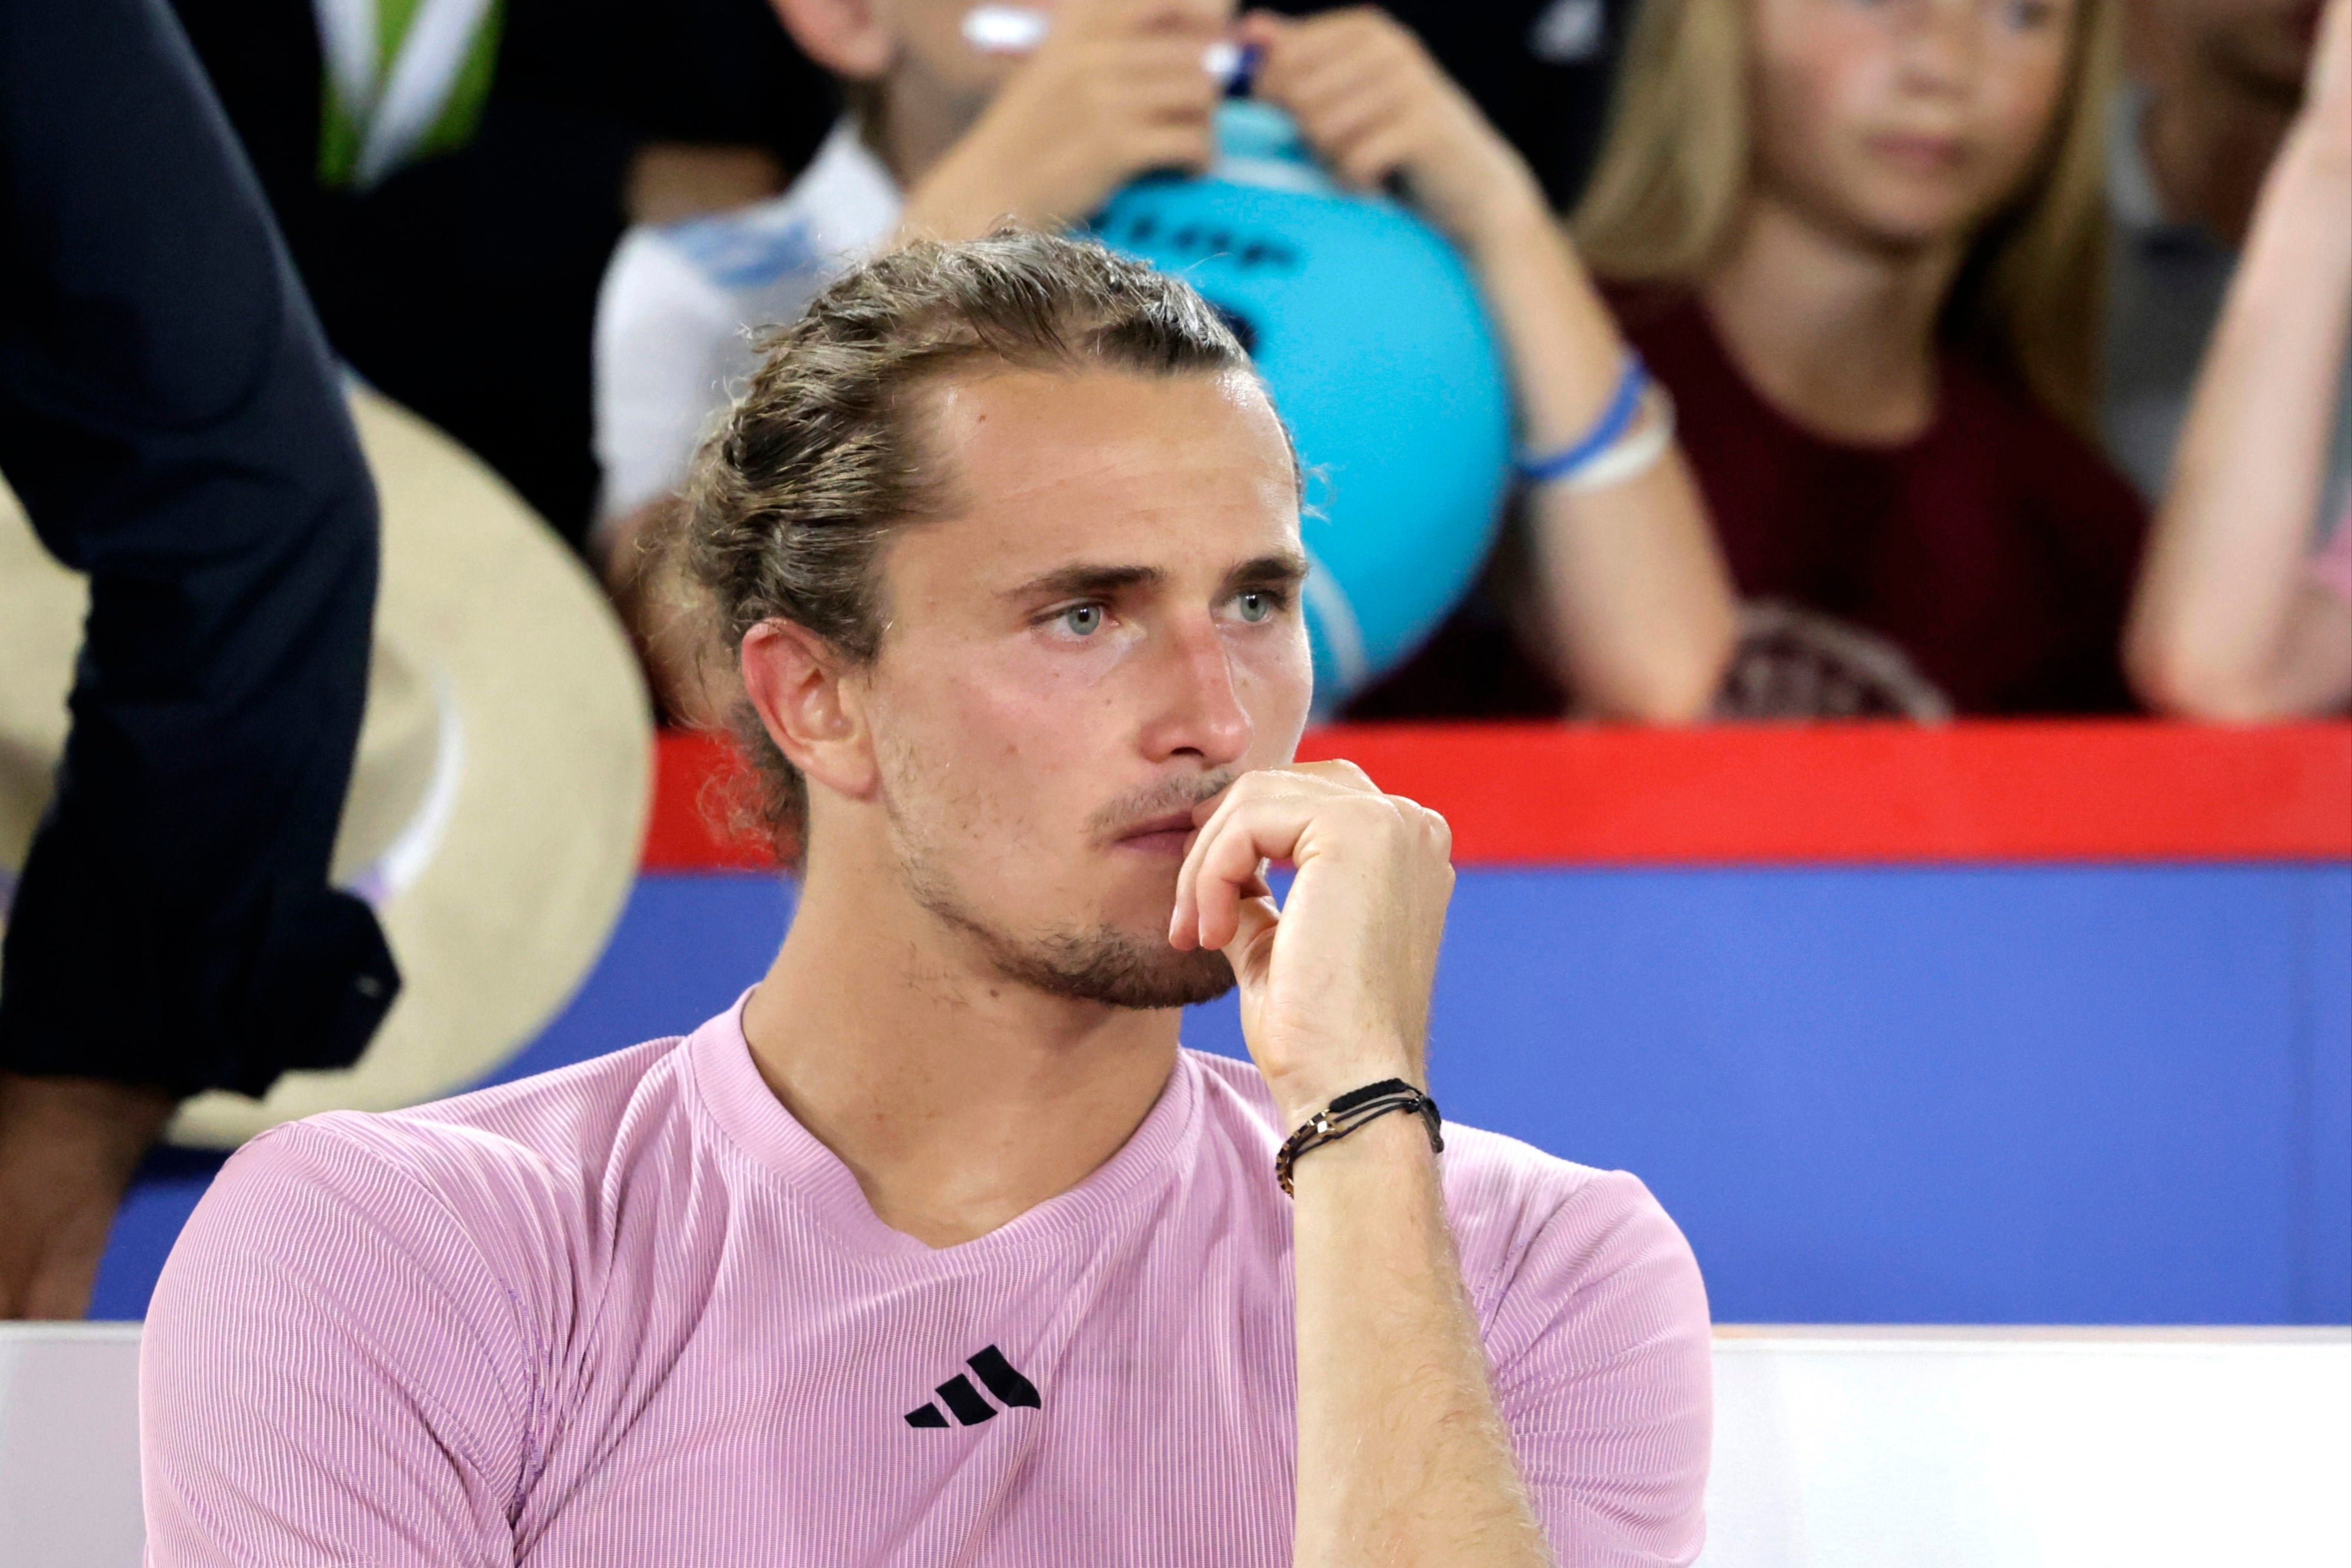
[{"x1": 1566, "y1": 0, "x2": 2146, "y2": 716}]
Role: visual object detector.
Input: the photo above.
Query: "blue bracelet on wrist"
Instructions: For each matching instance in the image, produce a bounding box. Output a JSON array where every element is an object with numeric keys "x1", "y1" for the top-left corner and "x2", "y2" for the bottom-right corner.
[{"x1": 1517, "y1": 353, "x2": 1651, "y2": 485}]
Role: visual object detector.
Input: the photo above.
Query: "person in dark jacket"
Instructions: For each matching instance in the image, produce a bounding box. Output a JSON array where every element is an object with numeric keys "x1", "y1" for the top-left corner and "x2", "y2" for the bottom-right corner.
[{"x1": 0, "y1": 0, "x2": 396, "y2": 1318}]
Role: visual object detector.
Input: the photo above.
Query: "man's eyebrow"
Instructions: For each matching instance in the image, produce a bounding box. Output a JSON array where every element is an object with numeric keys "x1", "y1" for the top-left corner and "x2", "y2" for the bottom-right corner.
[
  {"x1": 1002, "y1": 563, "x2": 1165, "y2": 602},
  {"x1": 1001, "y1": 552, "x2": 1308, "y2": 603},
  {"x1": 1225, "y1": 551, "x2": 1310, "y2": 590}
]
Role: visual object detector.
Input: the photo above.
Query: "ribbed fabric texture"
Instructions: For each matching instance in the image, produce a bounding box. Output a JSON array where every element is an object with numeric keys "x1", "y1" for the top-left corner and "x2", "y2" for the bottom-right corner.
[{"x1": 141, "y1": 999, "x2": 1713, "y2": 1565}]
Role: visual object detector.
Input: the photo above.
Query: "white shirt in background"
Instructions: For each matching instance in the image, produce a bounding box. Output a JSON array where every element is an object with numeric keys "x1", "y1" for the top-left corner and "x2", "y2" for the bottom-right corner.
[{"x1": 592, "y1": 122, "x2": 902, "y2": 531}]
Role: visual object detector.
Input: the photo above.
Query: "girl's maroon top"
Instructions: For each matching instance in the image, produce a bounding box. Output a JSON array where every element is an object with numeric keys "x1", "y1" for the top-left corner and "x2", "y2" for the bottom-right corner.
[{"x1": 1352, "y1": 290, "x2": 2149, "y2": 719}]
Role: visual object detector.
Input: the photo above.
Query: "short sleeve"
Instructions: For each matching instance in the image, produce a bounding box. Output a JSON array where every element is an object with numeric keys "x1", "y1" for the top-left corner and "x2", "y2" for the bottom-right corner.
[
  {"x1": 140, "y1": 1120, "x2": 537, "y2": 1566},
  {"x1": 1481, "y1": 1168, "x2": 1714, "y2": 1567}
]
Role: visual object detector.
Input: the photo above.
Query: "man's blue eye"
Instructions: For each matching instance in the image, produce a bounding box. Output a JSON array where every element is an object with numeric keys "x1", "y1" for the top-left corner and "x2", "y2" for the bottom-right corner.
[
  {"x1": 1235, "y1": 590, "x2": 1272, "y2": 623},
  {"x1": 1060, "y1": 604, "x2": 1104, "y2": 636}
]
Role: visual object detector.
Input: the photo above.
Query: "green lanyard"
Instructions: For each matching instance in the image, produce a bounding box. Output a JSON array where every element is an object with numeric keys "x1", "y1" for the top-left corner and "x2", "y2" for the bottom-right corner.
[{"x1": 315, "y1": 0, "x2": 504, "y2": 190}]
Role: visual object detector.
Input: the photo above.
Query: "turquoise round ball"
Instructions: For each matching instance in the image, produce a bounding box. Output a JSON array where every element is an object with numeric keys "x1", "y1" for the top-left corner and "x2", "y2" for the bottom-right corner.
[{"x1": 1090, "y1": 104, "x2": 1512, "y2": 712}]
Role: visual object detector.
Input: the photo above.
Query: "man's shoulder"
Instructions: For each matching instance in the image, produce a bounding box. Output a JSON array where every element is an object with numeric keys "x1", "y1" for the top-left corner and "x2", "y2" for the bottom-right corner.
[
  {"x1": 1440, "y1": 1120, "x2": 1649, "y2": 1217},
  {"x1": 217, "y1": 1032, "x2": 701, "y2": 1249}
]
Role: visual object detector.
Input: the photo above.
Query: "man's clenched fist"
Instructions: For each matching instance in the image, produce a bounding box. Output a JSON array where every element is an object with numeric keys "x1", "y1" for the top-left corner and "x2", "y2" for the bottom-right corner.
[{"x1": 1170, "y1": 760, "x2": 1453, "y2": 1129}]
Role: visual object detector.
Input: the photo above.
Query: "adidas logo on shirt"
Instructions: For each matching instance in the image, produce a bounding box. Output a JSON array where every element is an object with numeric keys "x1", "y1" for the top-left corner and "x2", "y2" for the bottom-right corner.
[{"x1": 905, "y1": 1345, "x2": 1040, "y2": 1428}]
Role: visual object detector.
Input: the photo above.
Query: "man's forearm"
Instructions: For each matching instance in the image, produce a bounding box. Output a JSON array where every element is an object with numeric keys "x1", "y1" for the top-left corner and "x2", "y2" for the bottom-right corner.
[{"x1": 1291, "y1": 1110, "x2": 1552, "y2": 1567}]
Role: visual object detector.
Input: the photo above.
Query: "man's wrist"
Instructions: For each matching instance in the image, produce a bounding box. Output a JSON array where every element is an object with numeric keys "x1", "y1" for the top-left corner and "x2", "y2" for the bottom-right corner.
[
  {"x1": 1281, "y1": 1102, "x2": 1440, "y2": 1196},
  {"x1": 1267, "y1": 1056, "x2": 1424, "y2": 1133}
]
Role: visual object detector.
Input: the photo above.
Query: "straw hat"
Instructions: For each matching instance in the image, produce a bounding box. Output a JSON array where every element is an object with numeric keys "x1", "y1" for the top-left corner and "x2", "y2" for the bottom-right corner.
[{"x1": 0, "y1": 388, "x2": 652, "y2": 1146}]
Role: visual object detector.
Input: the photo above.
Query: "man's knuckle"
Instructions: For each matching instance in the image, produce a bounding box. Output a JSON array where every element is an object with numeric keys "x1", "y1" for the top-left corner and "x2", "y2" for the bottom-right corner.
[
  {"x1": 1307, "y1": 758, "x2": 1377, "y2": 790},
  {"x1": 1357, "y1": 795, "x2": 1414, "y2": 842}
]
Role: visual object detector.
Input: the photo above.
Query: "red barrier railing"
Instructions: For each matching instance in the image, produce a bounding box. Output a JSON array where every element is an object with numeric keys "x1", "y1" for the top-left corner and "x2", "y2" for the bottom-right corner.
[{"x1": 643, "y1": 720, "x2": 2352, "y2": 871}]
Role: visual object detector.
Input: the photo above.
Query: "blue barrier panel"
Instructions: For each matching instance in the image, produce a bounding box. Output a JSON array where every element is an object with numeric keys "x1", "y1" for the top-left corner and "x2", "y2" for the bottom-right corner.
[{"x1": 94, "y1": 862, "x2": 2350, "y2": 1325}]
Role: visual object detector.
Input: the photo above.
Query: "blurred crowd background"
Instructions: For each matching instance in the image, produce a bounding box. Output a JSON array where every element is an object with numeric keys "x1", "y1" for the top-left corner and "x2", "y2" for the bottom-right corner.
[{"x1": 165, "y1": 0, "x2": 2352, "y2": 725}]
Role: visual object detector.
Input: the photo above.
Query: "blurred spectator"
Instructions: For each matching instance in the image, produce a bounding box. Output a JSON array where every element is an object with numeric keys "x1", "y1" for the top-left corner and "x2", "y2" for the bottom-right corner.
[
  {"x1": 169, "y1": 0, "x2": 837, "y2": 543},
  {"x1": 2106, "y1": 0, "x2": 2350, "y2": 503},
  {"x1": 1361, "y1": 0, "x2": 2147, "y2": 719},
  {"x1": 0, "y1": 0, "x2": 394, "y2": 1317},
  {"x1": 2125, "y1": 0, "x2": 2351, "y2": 716},
  {"x1": 1558, "y1": 0, "x2": 2146, "y2": 718}
]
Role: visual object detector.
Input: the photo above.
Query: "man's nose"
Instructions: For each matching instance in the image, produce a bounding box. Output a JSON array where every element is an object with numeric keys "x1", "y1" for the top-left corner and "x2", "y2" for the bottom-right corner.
[{"x1": 1139, "y1": 613, "x2": 1254, "y2": 767}]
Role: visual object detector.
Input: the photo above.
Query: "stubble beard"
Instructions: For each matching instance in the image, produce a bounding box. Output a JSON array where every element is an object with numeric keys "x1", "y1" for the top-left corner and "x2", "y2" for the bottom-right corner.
[
  {"x1": 908, "y1": 869, "x2": 1239, "y2": 1010},
  {"x1": 884, "y1": 752, "x2": 1241, "y2": 1010},
  {"x1": 896, "y1": 827, "x2": 1237, "y2": 1010}
]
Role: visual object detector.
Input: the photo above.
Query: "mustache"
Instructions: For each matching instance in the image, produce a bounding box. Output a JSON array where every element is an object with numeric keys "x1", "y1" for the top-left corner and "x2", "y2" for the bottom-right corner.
[{"x1": 1090, "y1": 768, "x2": 1240, "y2": 842}]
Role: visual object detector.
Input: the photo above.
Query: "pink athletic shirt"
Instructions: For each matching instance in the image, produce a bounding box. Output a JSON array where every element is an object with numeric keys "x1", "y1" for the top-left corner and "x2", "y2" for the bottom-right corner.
[{"x1": 141, "y1": 999, "x2": 1714, "y2": 1566}]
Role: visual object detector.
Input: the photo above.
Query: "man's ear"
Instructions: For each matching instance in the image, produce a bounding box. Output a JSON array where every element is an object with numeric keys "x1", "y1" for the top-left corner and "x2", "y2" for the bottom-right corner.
[
  {"x1": 741, "y1": 619, "x2": 881, "y2": 805},
  {"x1": 768, "y1": 0, "x2": 895, "y2": 80}
]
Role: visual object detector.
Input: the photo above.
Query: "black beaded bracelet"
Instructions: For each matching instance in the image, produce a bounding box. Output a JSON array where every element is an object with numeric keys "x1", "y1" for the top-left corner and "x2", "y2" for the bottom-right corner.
[{"x1": 1274, "y1": 1077, "x2": 1444, "y2": 1196}]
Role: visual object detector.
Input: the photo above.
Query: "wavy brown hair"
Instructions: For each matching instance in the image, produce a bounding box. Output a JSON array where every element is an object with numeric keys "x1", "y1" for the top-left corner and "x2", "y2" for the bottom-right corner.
[
  {"x1": 1571, "y1": 0, "x2": 2118, "y2": 431},
  {"x1": 683, "y1": 229, "x2": 1265, "y2": 859}
]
